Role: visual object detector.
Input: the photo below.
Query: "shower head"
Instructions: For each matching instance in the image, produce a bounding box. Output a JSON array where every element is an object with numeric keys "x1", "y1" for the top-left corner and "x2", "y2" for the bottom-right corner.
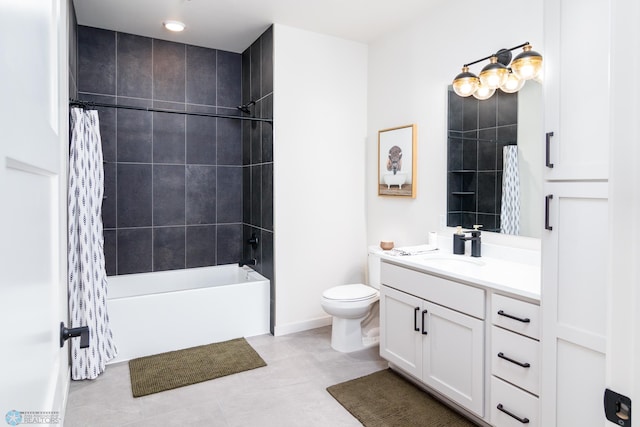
[{"x1": 237, "y1": 100, "x2": 256, "y2": 114}]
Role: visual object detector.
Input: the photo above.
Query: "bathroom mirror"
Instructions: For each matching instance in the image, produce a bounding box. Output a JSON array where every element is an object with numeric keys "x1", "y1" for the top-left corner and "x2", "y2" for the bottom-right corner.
[
  {"x1": 446, "y1": 82, "x2": 543, "y2": 238},
  {"x1": 378, "y1": 124, "x2": 417, "y2": 198}
]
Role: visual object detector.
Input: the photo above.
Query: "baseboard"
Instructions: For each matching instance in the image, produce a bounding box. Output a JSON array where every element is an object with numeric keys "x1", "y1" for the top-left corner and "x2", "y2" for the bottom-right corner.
[{"x1": 274, "y1": 315, "x2": 332, "y2": 336}]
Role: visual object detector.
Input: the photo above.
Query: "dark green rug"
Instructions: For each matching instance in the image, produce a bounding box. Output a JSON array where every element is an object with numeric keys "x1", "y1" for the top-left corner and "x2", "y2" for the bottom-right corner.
[
  {"x1": 129, "y1": 337, "x2": 266, "y2": 397},
  {"x1": 327, "y1": 369, "x2": 477, "y2": 427}
]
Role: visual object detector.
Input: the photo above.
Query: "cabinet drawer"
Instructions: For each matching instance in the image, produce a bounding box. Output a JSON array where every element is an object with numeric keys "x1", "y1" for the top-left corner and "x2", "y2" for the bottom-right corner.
[
  {"x1": 491, "y1": 377, "x2": 539, "y2": 427},
  {"x1": 491, "y1": 326, "x2": 540, "y2": 395},
  {"x1": 381, "y1": 261, "x2": 485, "y2": 319},
  {"x1": 492, "y1": 294, "x2": 540, "y2": 339}
]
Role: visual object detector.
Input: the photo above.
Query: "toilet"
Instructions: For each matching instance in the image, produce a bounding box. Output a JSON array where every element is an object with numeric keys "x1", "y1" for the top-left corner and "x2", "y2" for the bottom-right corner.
[{"x1": 321, "y1": 250, "x2": 382, "y2": 352}]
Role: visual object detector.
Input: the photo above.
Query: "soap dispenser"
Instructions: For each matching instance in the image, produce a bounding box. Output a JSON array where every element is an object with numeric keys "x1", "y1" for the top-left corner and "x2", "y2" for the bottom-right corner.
[{"x1": 453, "y1": 226, "x2": 465, "y2": 255}]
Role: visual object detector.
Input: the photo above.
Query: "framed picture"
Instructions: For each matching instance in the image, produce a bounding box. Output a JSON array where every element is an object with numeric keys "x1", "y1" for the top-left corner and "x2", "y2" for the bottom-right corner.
[{"x1": 378, "y1": 124, "x2": 417, "y2": 198}]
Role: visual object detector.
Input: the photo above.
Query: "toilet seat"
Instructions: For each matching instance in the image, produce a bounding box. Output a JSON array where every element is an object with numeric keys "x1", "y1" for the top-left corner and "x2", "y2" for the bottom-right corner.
[{"x1": 322, "y1": 284, "x2": 378, "y2": 302}]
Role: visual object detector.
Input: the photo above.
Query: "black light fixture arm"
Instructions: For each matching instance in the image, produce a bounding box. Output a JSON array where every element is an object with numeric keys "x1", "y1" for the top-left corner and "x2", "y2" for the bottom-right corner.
[{"x1": 463, "y1": 42, "x2": 530, "y2": 67}]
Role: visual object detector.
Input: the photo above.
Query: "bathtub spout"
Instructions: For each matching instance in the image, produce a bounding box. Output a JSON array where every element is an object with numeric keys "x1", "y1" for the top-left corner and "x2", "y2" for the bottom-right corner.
[{"x1": 239, "y1": 258, "x2": 257, "y2": 267}]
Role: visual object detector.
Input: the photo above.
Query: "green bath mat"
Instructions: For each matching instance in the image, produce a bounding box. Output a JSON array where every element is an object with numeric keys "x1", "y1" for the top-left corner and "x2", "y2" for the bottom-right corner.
[
  {"x1": 129, "y1": 337, "x2": 266, "y2": 397},
  {"x1": 327, "y1": 369, "x2": 477, "y2": 427}
]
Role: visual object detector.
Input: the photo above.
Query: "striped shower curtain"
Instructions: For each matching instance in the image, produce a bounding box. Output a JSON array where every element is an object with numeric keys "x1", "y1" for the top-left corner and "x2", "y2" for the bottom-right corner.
[
  {"x1": 500, "y1": 145, "x2": 520, "y2": 235},
  {"x1": 68, "y1": 108, "x2": 117, "y2": 379}
]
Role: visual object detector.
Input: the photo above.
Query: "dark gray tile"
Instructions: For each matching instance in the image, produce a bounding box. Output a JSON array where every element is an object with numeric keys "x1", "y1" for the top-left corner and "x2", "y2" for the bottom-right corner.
[
  {"x1": 260, "y1": 26, "x2": 273, "y2": 96},
  {"x1": 250, "y1": 39, "x2": 261, "y2": 102},
  {"x1": 117, "y1": 109, "x2": 152, "y2": 162},
  {"x1": 217, "y1": 50, "x2": 242, "y2": 108},
  {"x1": 186, "y1": 225, "x2": 216, "y2": 268},
  {"x1": 462, "y1": 135, "x2": 478, "y2": 171},
  {"x1": 186, "y1": 165, "x2": 216, "y2": 224},
  {"x1": 250, "y1": 102, "x2": 262, "y2": 164},
  {"x1": 69, "y1": 11, "x2": 78, "y2": 88},
  {"x1": 78, "y1": 26, "x2": 116, "y2": 95},
  {"x1": 217, "y1": 118, "x2": 242, "y2": 165},
  {"x1": 497, "y1": 124, "x2": 518, "y2": 145},
  {"x1": 186, "y1": 45, "x2": 216, "y2": 106},
  {"x1": 117, "y1": 228, "x2": 152, "y2": 274},
  {"x1": 477, "y1": 129, "x2": 497, "y2": 171},
  {"x1": 153, "y1": 165, "x2": 185, "y2": 226},
  {"x1": 261, "y1": 163, "x2": 273, "y2": 231},
  {"x1": 153, "y1": 227, "x2": 186, "y2": 271},
  {"x1": 478, "y1": 94, "x2": 497, "y2": 129},
  {"x1": 117, "y1": 164, "x2": 152, "y2": 227},
  {"x1": 462, "y1": 96, "x2": 478, "y2": 131},
  {"x1": 217, "y1": 224, "x2": 242, "y2": 265},
  {"x1": 261, "y1": 95, "x2": 273, "y2": 163},
  {"x1": 153, "y1": 112, "x2": 185, "y2": 164},
  {"x1": 250, "y1": 165, "x2": 261, "y2": 227},
  {"x1": 242, "y1": 119, "x2": 251, "y2": 165},
  {"x1": 153, "y1": 40, "x2": 186, "y2": 103},
  {"x1": 242, "y1": 167, "x2": 251, "y2": 223},
  {"x1": 217, "y1": 167, "x2": 242, "y2": 223},
  {"x1": 241, "y1": 48, "x2": 251, "y2": 104},
  {"x1": 102, "y1": 162, "x2": 117, "y2": 228},
  {"x1": 448, "y1": 88, "x2": 464, "y2": 131},
  {"x1": 117, "y1": 33, "x2": 152, "y2": 98},
  {"x1": 497, "y1": 90, "x2": 518, "y2": 126},
  {"x1": 448, "y1": 138, "x2": 463, "y2": 171},
  {"x1": 186, "y1": 115, "x2": 217, "y2": 165},
  {"x1": 260, "y1": 229, "x2": 274, "y2": 282},
  {"x1": 103, "y1": 229, "x2": 117, "y2": 276},
  {"x1": 477, "y1": 171, "x2": 497, "y2": 214}
]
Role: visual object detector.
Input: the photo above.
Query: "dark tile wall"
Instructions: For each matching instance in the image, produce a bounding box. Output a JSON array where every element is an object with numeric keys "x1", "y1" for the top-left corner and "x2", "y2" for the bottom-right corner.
[
  {"x1": 68, "y1": 1, "x2": 77, "y2": 99},
  {"x1": 241, "y1": 27, "x2": 275, "y2": 332},
  {"x1": 77, "y1": 25, "x2": 244, "y2": 276},
  {"x1": 447, "y1": 88, "x2": 518, "y2": 232}
]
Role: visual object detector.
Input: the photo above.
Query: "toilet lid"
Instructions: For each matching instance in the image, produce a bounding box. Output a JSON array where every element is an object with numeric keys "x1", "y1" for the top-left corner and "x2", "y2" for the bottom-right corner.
[{"x1": 322, "y1": 284, "x2": 378, "y2": 301}]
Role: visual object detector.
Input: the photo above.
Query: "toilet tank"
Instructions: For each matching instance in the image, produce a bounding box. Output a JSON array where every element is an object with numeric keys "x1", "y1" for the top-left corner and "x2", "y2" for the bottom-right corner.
[{"x1": 367, "y1": 248, "x2": 383, "y2": 290}]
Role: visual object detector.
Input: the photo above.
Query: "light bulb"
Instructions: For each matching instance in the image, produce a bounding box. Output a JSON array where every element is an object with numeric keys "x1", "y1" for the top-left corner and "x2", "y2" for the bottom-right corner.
[
  {"x1": 163, "y1": 20, "x2": 186, "y2": 32},
  {"x1": 452, "y1": 66, "x2": 479, "y2": 97},
  {"x1": 479, "y1": 56, "x2": 509, "y2": 90},
  {"x1": 501, "y1": 72, "x2": 525, "y2": 93},
  {"x1": 511, "y1": 44, "x2": 543, "y2": 80},
  {"x1": 473, "y1": 83, "x2": 495, "y2": 100}
]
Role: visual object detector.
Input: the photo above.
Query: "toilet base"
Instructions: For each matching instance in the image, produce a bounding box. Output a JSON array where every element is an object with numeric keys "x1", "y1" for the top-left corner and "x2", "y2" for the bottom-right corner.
[{"x1": 330, "y1": 317, "x2": 380, "y2": 353}]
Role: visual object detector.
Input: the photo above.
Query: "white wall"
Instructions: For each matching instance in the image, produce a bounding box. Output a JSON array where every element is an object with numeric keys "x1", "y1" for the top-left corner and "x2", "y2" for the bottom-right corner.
[
  {"x1": 272, "y1": 24, "x2": 368, "y2": 335},
  {"x1": 366, "y1": 0, "x2": 543, "y2": 249}
]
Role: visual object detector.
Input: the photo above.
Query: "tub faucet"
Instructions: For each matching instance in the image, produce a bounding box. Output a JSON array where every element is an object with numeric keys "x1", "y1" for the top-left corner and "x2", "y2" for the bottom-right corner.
[{"x1": 239, "y1": 258, "x2": 257, "y2": 267}]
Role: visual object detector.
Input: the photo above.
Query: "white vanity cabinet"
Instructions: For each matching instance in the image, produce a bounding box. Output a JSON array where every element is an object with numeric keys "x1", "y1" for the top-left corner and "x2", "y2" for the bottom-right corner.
[
  {"x1": 380, "y1": 261, "x2": 485, "y2": 417},
  {"x1": 490, "y1": 294, "x2": 541, "y2": 427}
]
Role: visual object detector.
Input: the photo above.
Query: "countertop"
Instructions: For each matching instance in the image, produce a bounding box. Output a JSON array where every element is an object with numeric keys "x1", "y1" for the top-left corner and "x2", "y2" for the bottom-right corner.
[{"x1": 378, "y1": 246, "x2": 541, "y2": 302}]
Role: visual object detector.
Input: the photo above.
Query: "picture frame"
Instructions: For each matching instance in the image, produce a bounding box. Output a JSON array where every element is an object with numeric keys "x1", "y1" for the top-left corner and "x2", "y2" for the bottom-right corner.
[{"x1": 378, "y1": 124, "x2": 417, "y2": 198}]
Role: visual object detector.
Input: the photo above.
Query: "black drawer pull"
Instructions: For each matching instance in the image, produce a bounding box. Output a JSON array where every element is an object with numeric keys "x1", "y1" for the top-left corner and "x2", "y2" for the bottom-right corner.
[
  {"x1": 498, "y1": 310, "x2": 530, "y2": 323},
  {"x1": 421, "y1": 309, "x2": 428, "y2": 335},
  {"x1": 498, "y1": 352, "x2": 531, "y2": 368},
  {"x1": 545, "y1": 131, "x2": 554, "y2": 168},
  {"x1": 414, "y1": 307, "x2": 420, "y2": 331},
  {"x1": 545, "y1": 194, "x2": 553, "y2": 231},
  {"x1": 497, "y1": 404, "x2": 530, "y2": 424}
]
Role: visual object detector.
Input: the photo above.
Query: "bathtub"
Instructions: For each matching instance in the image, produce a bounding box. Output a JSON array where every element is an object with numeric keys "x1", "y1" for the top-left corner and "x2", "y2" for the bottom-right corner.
[{"x1": 106, "y1": 264, "x2": 270, "y2": 363}]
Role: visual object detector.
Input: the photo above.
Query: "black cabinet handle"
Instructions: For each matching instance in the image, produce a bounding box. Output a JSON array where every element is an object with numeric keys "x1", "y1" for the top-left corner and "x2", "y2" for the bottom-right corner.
[
  {"x1": 421, "y1": 309, "x2": 428, "y2": 335},
  {"x1": 545, "y1": 194, "x2": 553, "y2": 231},
  {"x1": 498, "y1": 352, "x2": 531, "y2": 368},
  {"x1": 497, "y1": 404, "x2": 530, "y2": 424},
  {"x1": 414, "y1": 307, "x2": 420, "y2": 331},
  {"x1": 545, "y1": 131, "x2": 554, "y2": 168},
  {"x1": 497, "y1": 310, "x2": 530, "y2": 323}
]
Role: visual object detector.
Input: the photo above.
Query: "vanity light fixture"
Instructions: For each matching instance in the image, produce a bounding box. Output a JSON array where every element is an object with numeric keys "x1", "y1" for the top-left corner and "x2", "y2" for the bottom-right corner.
[
  {"x1": 163, "y1": 20, "x2": 186, "y2": 32},
  {"x1": 452, "y1": 42, "x2": 542, "y2": 99}
]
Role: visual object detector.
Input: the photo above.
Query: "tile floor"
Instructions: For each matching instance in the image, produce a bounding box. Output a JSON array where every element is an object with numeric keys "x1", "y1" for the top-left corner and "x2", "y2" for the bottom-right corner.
[{"x1": 64, "y1": 326, "x2": 388, "y2": 426}]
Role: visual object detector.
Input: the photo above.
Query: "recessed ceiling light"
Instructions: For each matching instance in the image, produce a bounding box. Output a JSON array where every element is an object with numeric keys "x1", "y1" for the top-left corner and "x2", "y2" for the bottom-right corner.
[{"x1": 163, "y1": 20, "x2": 186, "y2": 32}]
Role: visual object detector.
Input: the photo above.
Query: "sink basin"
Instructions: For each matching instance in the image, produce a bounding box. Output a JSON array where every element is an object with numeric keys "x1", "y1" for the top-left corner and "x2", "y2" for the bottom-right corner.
[{"x1": 419, "y1": 254, "x2": 485, "y2": 270}]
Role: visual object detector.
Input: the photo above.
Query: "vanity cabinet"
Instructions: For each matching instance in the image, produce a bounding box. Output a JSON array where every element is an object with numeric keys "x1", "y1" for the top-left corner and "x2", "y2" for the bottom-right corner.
[
  {"x1": 490, "y1": 294, "x2": 541, "y2": 427},
  {"x1": 380, "y1": 261, "x2": 485, "y2": 417}
]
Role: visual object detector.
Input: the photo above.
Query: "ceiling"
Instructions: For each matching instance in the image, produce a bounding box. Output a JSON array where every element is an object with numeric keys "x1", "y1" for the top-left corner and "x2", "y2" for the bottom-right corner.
[{"x1": 73, "y1": 0, "x2": 441, "y2": 53}]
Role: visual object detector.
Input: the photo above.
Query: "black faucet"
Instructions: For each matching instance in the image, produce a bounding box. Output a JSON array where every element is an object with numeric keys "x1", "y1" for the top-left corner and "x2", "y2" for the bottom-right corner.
[
  {"x1": 239, "y1": 258, "x2": 257, "y2": 267},
  {"x1": 452, "y1": 225, "x2": 482, "y2": 257}
]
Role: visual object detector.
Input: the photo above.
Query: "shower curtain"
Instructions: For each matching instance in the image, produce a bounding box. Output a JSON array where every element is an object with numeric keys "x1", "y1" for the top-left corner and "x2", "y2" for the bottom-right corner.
[
  {"x1": 500, "y1": 145, "x2": 520, "y2": 235},
  {"x1": 68, "y1": 107, "x2": 117, "y2": 380}
]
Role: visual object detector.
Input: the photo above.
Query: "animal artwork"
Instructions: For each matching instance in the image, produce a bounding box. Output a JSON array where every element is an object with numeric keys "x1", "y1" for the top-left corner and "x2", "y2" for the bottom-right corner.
[{"x1": 387, "y1": 145, "x2": 403, "y2": 175}]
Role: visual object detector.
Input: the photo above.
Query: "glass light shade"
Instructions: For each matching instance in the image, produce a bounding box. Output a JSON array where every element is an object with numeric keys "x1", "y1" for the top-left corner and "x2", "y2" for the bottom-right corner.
[
  {"x1": 479, "y1": 56, "x2": 509, "y2": 89},
  {"x1": 163, "y1": 20, "x2": 186, "y2": 32},
  {"x1": 473, "y1": 83, "x2": 495, "y2": 100},
  {"x1": 511, "y1": 44, "x2": 543, "y2": 80},
  {"x1": 501, "y1": 71, "x2": 525, "y2": 93},
  {"x1": 452, "y1": 66, "x2": 479, "y2": 97}
]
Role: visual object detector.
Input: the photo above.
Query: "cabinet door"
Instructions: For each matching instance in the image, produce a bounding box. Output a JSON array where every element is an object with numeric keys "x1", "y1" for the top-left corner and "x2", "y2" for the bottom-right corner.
[
  {"x1": 541, "y1": 181, "x2": 608, "y2": 426},
  {"x1": 422, "y1": 301, "x2": 484, "y2": 417},
  {"x1": 380, "y1": 285, "x2": 423, "y2": 379},
  {"x1": 544, "y1": 0, "x2": 610, "y2": 180}
]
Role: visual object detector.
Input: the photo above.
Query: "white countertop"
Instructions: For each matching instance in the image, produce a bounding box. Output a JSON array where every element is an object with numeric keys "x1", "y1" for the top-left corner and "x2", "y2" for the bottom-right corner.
[{"x1": 377, "y1": 246, "x2": 541, "y2": 302}]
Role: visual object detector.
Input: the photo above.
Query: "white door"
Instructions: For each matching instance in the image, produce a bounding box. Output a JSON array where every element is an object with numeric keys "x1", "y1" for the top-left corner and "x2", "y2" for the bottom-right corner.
[
  {"x1": 379, "y1": 285, "x2": 423, "y2": 379},
  {"x1": 0, "y1": 0, "x2": 69, "y2": 423}
]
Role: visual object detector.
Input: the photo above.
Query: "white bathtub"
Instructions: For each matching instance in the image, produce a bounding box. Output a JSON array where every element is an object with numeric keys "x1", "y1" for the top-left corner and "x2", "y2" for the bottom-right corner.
[{"x1": 106, "y1": 264, "x2": 270, "y2": 363}]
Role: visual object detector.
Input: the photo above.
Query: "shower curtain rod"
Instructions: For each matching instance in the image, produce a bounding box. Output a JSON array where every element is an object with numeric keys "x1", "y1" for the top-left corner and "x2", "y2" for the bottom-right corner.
[{"x1": 69, "y1": 99, "x2": 273, "y2": 124}]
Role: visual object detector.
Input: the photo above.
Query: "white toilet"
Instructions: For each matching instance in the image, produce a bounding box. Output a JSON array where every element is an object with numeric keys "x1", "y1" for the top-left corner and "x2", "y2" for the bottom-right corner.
[{"x1": 321, "y1": 250, "x2": 382, "y2": 352}]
